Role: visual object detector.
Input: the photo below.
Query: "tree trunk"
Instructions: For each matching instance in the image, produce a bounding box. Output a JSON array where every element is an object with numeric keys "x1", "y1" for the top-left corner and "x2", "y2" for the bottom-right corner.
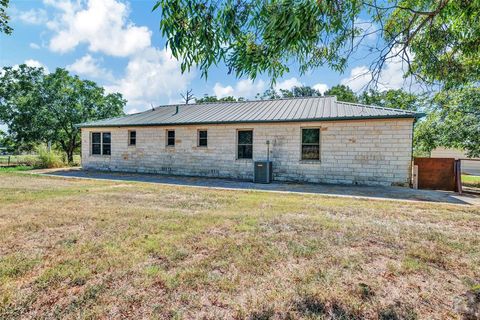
[{"x1": 67, "y1": 150, "x2": 74, "y2": 164}]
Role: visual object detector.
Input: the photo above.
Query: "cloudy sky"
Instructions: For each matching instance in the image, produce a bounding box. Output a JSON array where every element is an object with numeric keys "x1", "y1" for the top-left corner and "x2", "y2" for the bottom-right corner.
[{"x1": 1, "y1": 0, "x2": 408, "y2": 115}]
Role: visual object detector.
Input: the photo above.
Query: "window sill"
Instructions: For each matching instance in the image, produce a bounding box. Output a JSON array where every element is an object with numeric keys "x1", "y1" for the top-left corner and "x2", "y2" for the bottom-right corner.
[
  {"x1": 90, "y1": 154, "x2": 111, "y2": 157},
  {"x1": 236, "y1": 158, "x2": 253, "y2": 162},
  {"x1": 300, "y1": 160, "x2": 321, "y2": 164}
]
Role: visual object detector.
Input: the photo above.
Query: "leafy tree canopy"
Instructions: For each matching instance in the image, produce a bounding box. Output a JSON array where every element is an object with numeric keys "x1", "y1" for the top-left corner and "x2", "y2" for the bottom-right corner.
[
  {"x1": 154, "y1": 0, "x2": 479, "y2": 88},
  {"x1": 0, "y1": 65, "x2": 126, "y2": 162},
  {"x1": 359, "y1": 89, "x2": 423, "y2": 111},
  {"x1": 195, "y1": 95, "x2": 244, "y2": 103},
  {"x1": 257, "y1": 85, "x2": 322, "y2": 100},
  {"x1": 415, "y1": 87, "x2": 480, "y2": 157},
  {"x1": 0, "y1": 0, "x2": 12, "y2": 35},
  {"x1": 324, "y1": 85, "x2": 358, "y2": 103}
]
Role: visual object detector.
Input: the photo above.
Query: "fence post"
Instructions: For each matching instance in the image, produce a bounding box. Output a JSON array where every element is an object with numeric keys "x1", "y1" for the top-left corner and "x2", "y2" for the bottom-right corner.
[
  {"x1": 8, "y1": 156, "x2": 10, "y2": 166},
  {"x1": 412, "y1": 165, "x2": 418, "y2": 189}
]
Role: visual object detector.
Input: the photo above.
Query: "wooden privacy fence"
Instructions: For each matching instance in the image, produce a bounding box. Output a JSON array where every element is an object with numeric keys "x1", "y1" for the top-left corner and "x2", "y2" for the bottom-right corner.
[{"x1": 413, "y1": 157, "x2": 461, "y2": 192}]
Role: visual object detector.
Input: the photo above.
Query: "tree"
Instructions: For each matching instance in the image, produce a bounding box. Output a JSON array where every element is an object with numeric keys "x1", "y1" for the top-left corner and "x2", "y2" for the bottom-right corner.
[
  {"x1": 0, "y1": 129, "x2": 14, "y2": 152},
  {"x1": 195, "y1": 95, "x2": 241, "y2": 103},
  {"x1": 324, "y1": 85, "x2": 358, "y2": 103},
  {"x1": 257, "y1": 86, "x2": 321, "y2": 100},
  {"x1": 359, "y1": 89, "x2": 423, "y2": 111},
  {"x1": 0, "y1": 65, "x2": 126, "y2": 163},
  {"x1": 153, "y1": 0, "x2": 479, "y2": 88},
  {"x1": 0, "y1": 0, "x2": 12, "y2": 35},
  {"x1": 180, "y1": 89, "x2": 195, "y2": 104},
  {"x1": 414, "y1": 88, "x2": 480, "y2": 157}
]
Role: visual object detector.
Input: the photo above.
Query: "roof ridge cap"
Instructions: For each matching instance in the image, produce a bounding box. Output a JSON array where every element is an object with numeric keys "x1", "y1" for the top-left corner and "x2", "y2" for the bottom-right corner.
[
  {"x1": 337, "y1": 100, "x2": 416, "y2": 114},
  {"x1": 150, "y1": 95, "x2": 332, "y2": 109}
]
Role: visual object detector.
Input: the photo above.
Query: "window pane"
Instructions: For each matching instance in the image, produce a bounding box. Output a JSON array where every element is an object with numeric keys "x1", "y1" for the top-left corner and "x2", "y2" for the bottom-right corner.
[
  {"x1": 103, "y1": 144, "x2": 111, "y2": 155},
  {"x1": 302, "y1": 129, "x2": 319, "y2": 144},
  {"x1": 129, "y1": 131, "x2": 136, "y2": 145},
  {"x1": 238, "y1": 145, "x2": 253, "y2": 159},
  {"x1": 302, "y1": 145, "x2": 319, "y2": 160},
  {"x1": 168, "y1": 130, "x2": 175, "y2": 138},
  {"x1": 238, "y1": 130, "x2": 252, "y2": 144},
  {"x1": 198, "y1": 131, "x2": 207, "y2": 146},
  {"x1": 92, "y1": 144, "x2": 101, "y2": 155},
  {"x1": 102, "y1": 132, "x2": 111, "y2": 144},
  {"x1": 92, "y1": 132, "x2": 101, "y2": 143},
  {"x1": 167, "y1": 138, "x2": 175, "y2": 146}
]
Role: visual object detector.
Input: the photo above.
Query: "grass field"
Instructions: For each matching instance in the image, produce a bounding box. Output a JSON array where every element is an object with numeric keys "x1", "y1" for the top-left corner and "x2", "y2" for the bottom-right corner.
[
  {"x1": 0, "y1": 171, "x2": 479, "y2": 319},
  {"x1": 463, "y1": 174, "x2": 480, "y2": 188},
  {"x1": 0, "y1": 154, "x2": 81, "y2": 166}
]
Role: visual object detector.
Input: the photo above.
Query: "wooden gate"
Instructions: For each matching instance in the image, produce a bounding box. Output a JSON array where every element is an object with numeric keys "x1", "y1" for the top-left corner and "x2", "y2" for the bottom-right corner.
[{"x1": 413, "y1": 158, "x2": 457, "y2": 191}]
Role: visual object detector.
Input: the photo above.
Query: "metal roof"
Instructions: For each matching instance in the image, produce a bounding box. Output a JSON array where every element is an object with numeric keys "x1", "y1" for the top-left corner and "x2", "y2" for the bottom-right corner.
[{"x1": 77, "y1": 96, "x2": 423, "y2": 128}]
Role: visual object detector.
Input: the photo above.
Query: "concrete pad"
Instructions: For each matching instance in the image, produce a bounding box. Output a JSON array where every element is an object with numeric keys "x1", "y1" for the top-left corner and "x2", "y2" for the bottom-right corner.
[{"x1": 30, "y1": 168, "x2": 480, "y2": 206}]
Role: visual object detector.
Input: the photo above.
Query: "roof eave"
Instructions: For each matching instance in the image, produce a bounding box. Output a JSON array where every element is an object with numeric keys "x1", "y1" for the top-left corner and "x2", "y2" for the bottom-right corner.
[{"x1": 76, "y1": 114, "x2": 422, "y2": 128}]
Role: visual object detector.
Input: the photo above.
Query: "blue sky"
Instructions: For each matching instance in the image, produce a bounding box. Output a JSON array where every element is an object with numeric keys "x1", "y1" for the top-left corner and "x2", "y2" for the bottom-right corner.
[{"x1": 1, "y1": 0, "x2": 407, "y2": 115}]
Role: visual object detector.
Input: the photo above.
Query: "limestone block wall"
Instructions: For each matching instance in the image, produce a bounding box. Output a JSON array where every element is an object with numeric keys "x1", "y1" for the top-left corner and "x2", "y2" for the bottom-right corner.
[{"x1": 81, "y1": 118, "x2": 414, "y2": 186}]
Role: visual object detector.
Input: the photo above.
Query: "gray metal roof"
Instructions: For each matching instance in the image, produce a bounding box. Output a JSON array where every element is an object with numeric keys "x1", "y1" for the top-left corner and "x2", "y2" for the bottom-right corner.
[{"x1": 78, "y1": 96, "x2": 423, "y2": 128}]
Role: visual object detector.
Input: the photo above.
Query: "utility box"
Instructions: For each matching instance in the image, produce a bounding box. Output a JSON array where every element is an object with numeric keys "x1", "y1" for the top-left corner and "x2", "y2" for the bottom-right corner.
[{"x1": 254, "y1": 161, "x2": 273, "y2": 183}]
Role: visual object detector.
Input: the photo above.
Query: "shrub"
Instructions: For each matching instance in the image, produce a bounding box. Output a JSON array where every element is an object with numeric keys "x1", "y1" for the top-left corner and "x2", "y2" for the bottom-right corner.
[{"x1": 35, "y1": 145, "x2": 65, "y2": 168}]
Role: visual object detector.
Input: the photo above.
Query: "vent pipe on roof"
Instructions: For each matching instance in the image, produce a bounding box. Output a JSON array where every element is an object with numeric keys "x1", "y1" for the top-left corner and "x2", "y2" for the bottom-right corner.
[{"x1": 173, "y1": 105, "x2": 179, "y2": 115}]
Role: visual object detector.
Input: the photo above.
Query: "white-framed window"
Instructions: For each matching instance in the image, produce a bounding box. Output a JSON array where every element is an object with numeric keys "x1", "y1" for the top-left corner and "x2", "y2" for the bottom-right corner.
[
  {"x1": 237, "y1": 130, "x2": 253, "y2": 159},
  {"x1": 91, "y1": 132, "x2": 111, "y2": 155},
  {"x1": 301, "y1": 128, "x2": 320, "y2": 160}
]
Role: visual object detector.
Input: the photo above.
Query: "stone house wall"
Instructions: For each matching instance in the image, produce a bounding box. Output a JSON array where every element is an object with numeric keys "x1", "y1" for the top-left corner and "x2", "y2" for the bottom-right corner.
[{"x1": 81, "y1": 118, "x2": 414, "y2": 186}]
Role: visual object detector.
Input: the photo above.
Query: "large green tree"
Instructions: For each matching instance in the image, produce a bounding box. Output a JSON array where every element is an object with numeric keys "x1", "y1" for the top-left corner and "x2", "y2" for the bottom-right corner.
[
  {"x1": 154, "y1": 0, "x2": 479, "y2": 88},
  {"x1": 257, "y1": 85, "x2": 322, "y2": 100},
  {"x1": 0, "y1": 65, "x2": 126, "y2": 163},
  {"x1": 195, "y1": 95, "x2": 243, "y2": 103},
  {"x1": 359, "y1": 89, "x2": 423, "y2": 111},
  {"x1": 415, "y1": 88, "x2": 480, "y2": 157},
  {"x1": 324, "y1": 85, "x2": 358, "y2": 103},
  {"x1": 0, "y1": 0, "x2": 12, "y2": 35}
]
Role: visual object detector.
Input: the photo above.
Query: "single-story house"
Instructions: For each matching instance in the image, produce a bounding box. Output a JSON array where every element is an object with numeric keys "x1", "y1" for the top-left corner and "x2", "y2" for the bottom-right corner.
[{"x1": 78, "y1": 96, "x2": 423, "y2": 186}]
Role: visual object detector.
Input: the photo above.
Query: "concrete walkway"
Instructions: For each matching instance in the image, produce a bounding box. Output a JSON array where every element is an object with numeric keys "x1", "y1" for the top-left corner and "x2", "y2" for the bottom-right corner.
[{"x1": 32, "y1": 168, "x2": 480, "y2": 205}]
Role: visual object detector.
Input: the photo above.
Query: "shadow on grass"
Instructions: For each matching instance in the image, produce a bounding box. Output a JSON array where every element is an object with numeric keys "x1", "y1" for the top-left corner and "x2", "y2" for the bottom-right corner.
[{"x1": 247, "y1": 295, "x2": 418, "y2": 320}]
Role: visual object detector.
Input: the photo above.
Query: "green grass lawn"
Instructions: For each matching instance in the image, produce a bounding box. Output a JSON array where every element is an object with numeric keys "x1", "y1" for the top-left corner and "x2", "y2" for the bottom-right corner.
[
  {"x1": 462, "y1": 174, "x2": 480, "y2": 188},
  {"x1": 0, "y1": 171, "x2": 479, "y2": 319}
]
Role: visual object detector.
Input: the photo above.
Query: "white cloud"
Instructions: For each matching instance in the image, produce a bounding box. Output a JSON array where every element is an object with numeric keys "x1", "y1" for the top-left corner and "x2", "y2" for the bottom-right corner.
[
  {"x1": 41, "y1": 0, "x2": 194, "y2": 113},
  {"x1": 340, "y1": 66, "x2": 371, "y2": 92},
  {"x1": 66, "y1": 54, "x2": 113, "y2": 80},
  {"x1": 29, "y1": 43, "x2": 41, "y2": 49},
  {"x1": 24, "y1": 59, "x2": 49, "y2": 73},
  {"x1": 312, "y1": 83, "x2": 329, "y2": 95},
  {"x1": 127, "y1": 108, "x2": 139, "y2": 115},
  {"x1": 105, "y1": 48, "x2": 195, "y2": 112},
  {"x1": 16, "y1": 8, "x2": 48, "y2": 25},
  {"x1": 340, "y1": 47, "x2": 412, "y2": 92},
  {"x1": 213, "y1": 79, "x2": 266, "y2": 99},
  {"x1": 355, "y1": 18, "x2": 378, "y2": 42},
  {"x1": 274, "y1": 77, "x2": 303, "y2": 91},
  {"x1": 46, "y1": 0, "x2": 151, "y2": 57},
  {"x1": 213, "y1": 83, "x2": 234, "y2": 98}
]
